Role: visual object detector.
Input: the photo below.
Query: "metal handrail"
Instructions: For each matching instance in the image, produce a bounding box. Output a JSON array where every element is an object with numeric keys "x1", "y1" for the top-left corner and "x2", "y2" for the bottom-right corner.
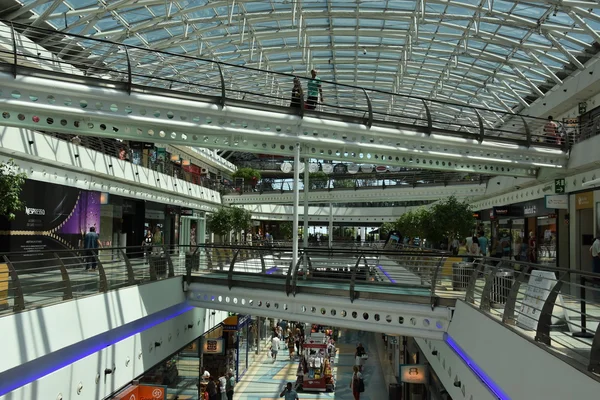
[
  {"x1": 2, "y1": 242, "x2": 600, "y2": 376},
  {"x1": 0, "y1": 20, "x2": 569, "y2": 147}
]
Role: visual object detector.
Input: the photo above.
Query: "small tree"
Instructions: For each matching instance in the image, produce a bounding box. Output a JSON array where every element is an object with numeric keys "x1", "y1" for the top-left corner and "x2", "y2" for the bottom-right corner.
[
  {"x1": 279, "y1": 221, "x2": 294, "y2": 240},
  {"x1": 207, "y1": 207, "x2": 233, "y2": 242},
  {"x1": 332, "y1": 178, "x2": 354, "y2": 188},
  {"x1": 379, "y1": 222, "x2": 397, "y2": 239},
  {"x1": 430, "y1": 196, "x2": 474, "y2": 245},
  {"x1": 396, "y1": 207, "x2": 431, "y2": 242},
  {"x1": 233, "y1": 167, "x2": 261, "y2": 182},
  {"x1": 230, "y1": 207, "x2": 253, "y2": 233},
  {"x1": 308, "y1": 171, "x2": 328, "y2": 190},
  {"x1": 0, "y1": 159, "x2": 27, "y2": 221}
]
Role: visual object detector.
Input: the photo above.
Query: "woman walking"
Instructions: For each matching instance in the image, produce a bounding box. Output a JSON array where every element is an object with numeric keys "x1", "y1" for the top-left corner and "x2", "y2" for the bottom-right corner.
[
  {"x1": 287, "y1": 335, "x2": 296, "y2": 360},
  {"x1": 350, "y1": 365, "x2": 363, "y2": 400}
]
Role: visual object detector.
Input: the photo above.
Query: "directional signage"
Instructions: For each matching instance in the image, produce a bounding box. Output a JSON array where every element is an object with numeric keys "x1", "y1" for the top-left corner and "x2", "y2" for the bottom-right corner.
[{"x1": 554, "y1": 178, "x2": 566, "y2": 194}]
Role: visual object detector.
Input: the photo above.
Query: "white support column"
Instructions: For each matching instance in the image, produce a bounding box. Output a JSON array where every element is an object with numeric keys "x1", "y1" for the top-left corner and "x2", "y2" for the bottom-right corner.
[
  {"x1": 303, "y1": 158, "x2": 310, "y2": 248},
  {"x1": 328, "y1": 202, "x2": 333, "y2": 248},
  {"x1": 292, "y1": 143, "x2": 301, "y2": 272}
]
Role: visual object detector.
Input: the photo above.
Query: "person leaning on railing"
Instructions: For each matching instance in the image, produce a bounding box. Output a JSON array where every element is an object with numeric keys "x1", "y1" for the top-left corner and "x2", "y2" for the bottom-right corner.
[{"x1": 290, "y1": 77, "x2": 303, "y2": 108}]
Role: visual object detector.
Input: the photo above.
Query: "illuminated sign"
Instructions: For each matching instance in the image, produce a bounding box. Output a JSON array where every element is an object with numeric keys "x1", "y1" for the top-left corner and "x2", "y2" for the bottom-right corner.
[
  {"x1": 100, "y1": 192, "x2": 110, "y2": 205},
  {"x1": 400, "y1": 364, "x2": 428, "y2": 384},
  {"x1": 202, "y1": 338, "x2": 224, "y2": 354},
  {"x1": 545, "y1": 195, "x2": 568, "y2": 210},
  {"x1": 576, "y1": 192, "x2": 593, "y2": 210}
]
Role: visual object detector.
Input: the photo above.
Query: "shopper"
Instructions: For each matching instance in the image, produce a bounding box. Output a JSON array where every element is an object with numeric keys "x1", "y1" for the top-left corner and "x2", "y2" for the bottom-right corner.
[
  {"x1": 544, "y1": 116, "x2": 560, "y2": 144},
  {"x1": 355, "y1": 342, "x2": 366, "y2": 372},
  {"x1": 287, "y1": 335, "x2": 296, "y2": 360},
  {"x1": 477, "y1": 232, "x2": 489, "y2": 257},
  {"x1": 226, "y1": 372, "x2": 235, "y2": 400},
  {"x1": 290, "y1": 77, "x2": 303, "y2": 108},
  {"x1": 528, "y1": 232, "x2": 537, "y2": 263},
  {"x1": 206, "y1": 376, "x2": 218, "y2": 400},
  {"x1": 219, "y1": 374, "x2": 227, "y2": 400},
  {"x1": 590, "y1": 235, "x2": 600, "y2": 274},
  {"x1": 271, "y1": 334, "x2": 281, "y2": 362},
  {"x1": 141, "y1": 229, "x2": 153, "y2": 263},
  {"x1": 350, "y1": 365, "x2": 363, "y2": 400},
  {"x1": 83, "y1": 226, "x2": 101, "y2": 271},
  {"x1": 280, "y1": 382, "x2": 299, "y2": 400},
  {"x1": 306, "y1": 69, "x2": 324, "y2": 110}
]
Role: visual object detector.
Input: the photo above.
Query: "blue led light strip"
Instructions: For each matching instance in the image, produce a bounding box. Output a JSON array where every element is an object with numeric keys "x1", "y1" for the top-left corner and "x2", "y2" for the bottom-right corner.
[
  {"x1": 444, "y1": 333, "x2": 510, "y2": 400},
  {"x1": 377, "y1": 264, "x2": 396, "y2": 283},
  {"x1": 0, "y1": 303, "x2": 194, "y2": 397}
]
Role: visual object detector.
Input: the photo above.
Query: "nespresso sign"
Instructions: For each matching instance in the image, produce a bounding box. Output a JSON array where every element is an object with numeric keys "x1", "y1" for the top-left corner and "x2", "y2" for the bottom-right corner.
[{"x1": 491, "y1": 206, "x2": 522, "y2": 218}]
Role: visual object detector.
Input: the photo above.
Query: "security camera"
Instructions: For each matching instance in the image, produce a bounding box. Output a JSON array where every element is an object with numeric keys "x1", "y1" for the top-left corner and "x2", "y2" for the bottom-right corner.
[
  {"x1": 515, "y1": 186, "x2": 521, "y2": 190},
  {"x1": 363, "y1": 48, "x2": 367, "y2": 55}
]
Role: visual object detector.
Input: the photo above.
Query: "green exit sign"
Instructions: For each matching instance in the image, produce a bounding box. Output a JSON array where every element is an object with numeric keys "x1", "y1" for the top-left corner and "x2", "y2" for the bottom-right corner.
[{"x1": 555, "y1": 178, "x2": 566, "y2": 194}]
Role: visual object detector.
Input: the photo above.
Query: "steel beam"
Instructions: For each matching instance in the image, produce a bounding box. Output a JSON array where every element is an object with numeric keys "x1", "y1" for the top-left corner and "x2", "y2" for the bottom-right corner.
[
  {"x1": 0, "y1": 73, "x2": 567, "y2": 178},
  {"x1": 188, "y1": 282, "x2": 452, "y2": 339}
]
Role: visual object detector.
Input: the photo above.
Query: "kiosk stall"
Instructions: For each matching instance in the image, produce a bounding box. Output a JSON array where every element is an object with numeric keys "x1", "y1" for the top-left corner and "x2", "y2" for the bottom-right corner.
[{"x1": 296, "y1": 333, "x2": 336, "y2": 392}]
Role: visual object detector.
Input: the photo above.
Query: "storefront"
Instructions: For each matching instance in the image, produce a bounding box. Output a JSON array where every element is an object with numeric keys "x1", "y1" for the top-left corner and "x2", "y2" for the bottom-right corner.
[
  {"x1": 200, "y1": 314, "x2": 253, "y2": 384},
  {"x1": 487, "y1": 206, "x2": 523, "y2": 257},
  {"x1": 179, "y1": 208, "x2": 206, "y2": 250},
  {"x1": 520, "y1": 198, "x2": 560, "y2": 266},
  {"x1": 402, "y1": 337, "x2": 452, "y2": 400},
  {"x1": 0, "y1": 179, "x2": 102, "y2": 269},
  {"x1": 145, "y1": 201, "x2": 167, "y2": 244}
]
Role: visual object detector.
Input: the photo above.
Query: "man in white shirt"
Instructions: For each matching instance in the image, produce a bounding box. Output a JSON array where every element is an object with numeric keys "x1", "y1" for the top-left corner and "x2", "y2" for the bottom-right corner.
[
  {"x1": 271, "y1": 335, "x2": 281, "y2": 361},
  {"x1": 590, "y1": 235, "x2": 600, "y2": 274}
]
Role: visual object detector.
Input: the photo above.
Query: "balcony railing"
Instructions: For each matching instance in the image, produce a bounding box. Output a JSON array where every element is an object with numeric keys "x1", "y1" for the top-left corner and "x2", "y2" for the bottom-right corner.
[
  {"x1": 0, "y1": 20, "x2": 571, "y2": 150},
  {"x1": 1, "y1": 242, "x2": 598, "y2": 376}
]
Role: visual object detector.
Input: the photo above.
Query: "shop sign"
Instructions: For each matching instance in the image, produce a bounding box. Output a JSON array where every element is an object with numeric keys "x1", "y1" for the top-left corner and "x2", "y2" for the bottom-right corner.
[
  {"x1": 472, "y1": 212, "x2": 481, "y2": 219},
  {"x1": 238, "y1": 314, "x2": 251, "y2": 327},
  {"x1": 575, "y1": 191, "x2": 594, "y2": 210},
  {"x1": 138, "y1": 385, "x2": 167, "y2": 400},
  {"x1": 400, "y1": 364, "x2": 428, "y2": 384},
  {"x1": 554, "y1": 178, "x2": 566, "y2": 194},
  {"x1": 545, "y1": 194, "x2": 568, "y2": 210},
  {"x1": 181, "y1": 208, "x2": 194, "y2": 216},
  {"x1": 122, "y1": 200, "x2": 136, "y2": 215},
  {"x1": 523, "y1": 205, "x2": 537, "y2": 216},
  {"x1": 222, "y1": 324, "x2": 238, "y2": 331},
  {"x1": 202, "y1": 338, "x2": 224, "y2": 354}
]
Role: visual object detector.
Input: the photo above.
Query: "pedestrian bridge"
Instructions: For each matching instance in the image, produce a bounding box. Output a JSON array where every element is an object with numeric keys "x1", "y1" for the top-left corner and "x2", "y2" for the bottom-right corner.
[
  {"x1": 1, "y1": 243, "x2": 599, "y2": 399},
  {"x1": 186, "y1": 246, "x2": 455, "y2": 340},
  {"x1": 0, "y1": 22, "x2": 567, "y2": 178}
]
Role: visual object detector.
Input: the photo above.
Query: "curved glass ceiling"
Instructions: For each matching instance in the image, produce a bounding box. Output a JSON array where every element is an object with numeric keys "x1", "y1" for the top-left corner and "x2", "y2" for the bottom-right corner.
[{"x1": 3, "y1": 0, "x2": 600, "y2": 116}]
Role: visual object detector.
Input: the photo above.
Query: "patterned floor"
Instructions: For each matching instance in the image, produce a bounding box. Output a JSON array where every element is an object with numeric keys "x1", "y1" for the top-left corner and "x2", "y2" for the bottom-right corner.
[{"x1": 233, "y1": 330, "x2": 388, "y2": 399}]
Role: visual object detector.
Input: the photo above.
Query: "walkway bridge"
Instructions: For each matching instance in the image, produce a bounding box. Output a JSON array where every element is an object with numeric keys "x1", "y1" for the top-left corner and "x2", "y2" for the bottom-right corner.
[
  {"x1": 186, "y1": 244, "x2": 600, "y2": 377},
  {"x1": 0, "y1": 22, "x2": 567, "y2": 178},
  {"x1": 1, "y1": 243, "x2": 599, "y2": 380}
]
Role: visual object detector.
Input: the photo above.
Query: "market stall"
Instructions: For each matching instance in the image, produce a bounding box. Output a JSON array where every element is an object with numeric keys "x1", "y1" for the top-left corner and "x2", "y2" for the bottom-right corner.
[{"x1": 296, "y1": 333, "x2": 336, "y2": 392}]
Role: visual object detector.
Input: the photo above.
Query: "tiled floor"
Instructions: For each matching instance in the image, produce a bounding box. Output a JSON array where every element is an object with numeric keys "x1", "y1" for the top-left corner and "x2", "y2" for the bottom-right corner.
[{"x1": 234, "y1": 330, "x2": 389, "y2": 399}]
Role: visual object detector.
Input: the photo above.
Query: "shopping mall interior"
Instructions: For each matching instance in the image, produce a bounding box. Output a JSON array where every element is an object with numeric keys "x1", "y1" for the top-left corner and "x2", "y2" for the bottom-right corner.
[{"x1": 1, "y1": 0, "x2": 600, "y2": 399}]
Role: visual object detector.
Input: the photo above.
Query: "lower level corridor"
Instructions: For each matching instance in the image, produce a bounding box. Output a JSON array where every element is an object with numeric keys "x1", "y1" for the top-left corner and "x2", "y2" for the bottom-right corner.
[{"x1": 233, "y1": 330, "x2": 389, "y2": 399}]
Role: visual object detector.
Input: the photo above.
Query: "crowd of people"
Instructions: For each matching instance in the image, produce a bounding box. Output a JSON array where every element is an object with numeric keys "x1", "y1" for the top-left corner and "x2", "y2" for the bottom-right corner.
[
  {"x1": 202, "y1": 371, "x2": 235, "y2": 400},
  {"x1": 449, "y1": 230, "x2": 539, "y2": 263}
]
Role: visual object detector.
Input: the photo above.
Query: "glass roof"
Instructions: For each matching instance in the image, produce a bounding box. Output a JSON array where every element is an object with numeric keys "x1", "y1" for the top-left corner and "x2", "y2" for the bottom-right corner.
[{"x1": 3, "y1": 0, "x2": 600, "y2": 118}]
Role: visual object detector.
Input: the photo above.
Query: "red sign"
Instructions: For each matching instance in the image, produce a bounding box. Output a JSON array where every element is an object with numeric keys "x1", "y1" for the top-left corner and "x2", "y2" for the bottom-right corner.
[
  {"x1": 138, "y1": 385, "x2": 165, "y2": 400},
  {"x1": 113, "y1": 385, "x2": 166, "y2": 400}
]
